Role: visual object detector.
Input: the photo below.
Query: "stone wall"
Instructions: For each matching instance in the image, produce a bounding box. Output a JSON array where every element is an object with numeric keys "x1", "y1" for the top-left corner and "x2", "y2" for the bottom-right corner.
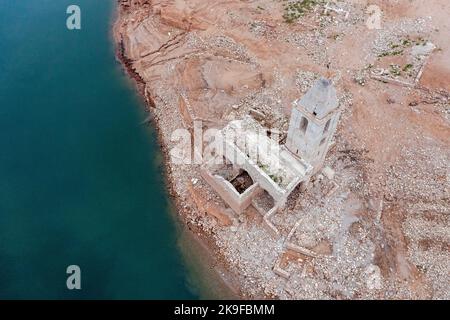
[{"x1": 200, "y1": 168, "x2": 261, "y2": 214}]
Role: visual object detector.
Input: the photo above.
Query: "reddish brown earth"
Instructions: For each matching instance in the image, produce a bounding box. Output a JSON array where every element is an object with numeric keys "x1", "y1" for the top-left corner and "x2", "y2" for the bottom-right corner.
[{"x1": 114, "y1": 0, "x2": 449, "y2": 299}]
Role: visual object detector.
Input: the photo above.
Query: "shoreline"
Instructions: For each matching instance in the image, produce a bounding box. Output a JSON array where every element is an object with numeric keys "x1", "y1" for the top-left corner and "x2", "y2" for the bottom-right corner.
[{"x1": 111, "y1": 2, "x2": 241, "y2": 299}]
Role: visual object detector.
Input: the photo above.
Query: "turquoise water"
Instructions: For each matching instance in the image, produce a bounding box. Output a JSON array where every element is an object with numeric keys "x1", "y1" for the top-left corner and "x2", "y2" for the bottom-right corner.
[{"x1": 0, "y1": 0, "x2": 199, "y2": 299}]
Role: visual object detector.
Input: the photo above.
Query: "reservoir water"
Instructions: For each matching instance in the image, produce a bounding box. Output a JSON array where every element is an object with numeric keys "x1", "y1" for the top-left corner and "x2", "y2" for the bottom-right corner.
[{"x1": 0, "y1": 0, "x2": 200, "y2": 299}]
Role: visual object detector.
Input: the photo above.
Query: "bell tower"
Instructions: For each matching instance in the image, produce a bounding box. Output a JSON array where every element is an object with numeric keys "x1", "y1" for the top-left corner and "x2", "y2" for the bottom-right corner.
[{"x1": 286, "y1": 78, "x2": 340, "y2": 174}]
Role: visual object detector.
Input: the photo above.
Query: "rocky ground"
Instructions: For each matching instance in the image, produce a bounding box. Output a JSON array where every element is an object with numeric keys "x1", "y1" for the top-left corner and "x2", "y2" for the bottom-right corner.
[{"x1": 114, "y1": 0, "x2": 449, "y2": 299}]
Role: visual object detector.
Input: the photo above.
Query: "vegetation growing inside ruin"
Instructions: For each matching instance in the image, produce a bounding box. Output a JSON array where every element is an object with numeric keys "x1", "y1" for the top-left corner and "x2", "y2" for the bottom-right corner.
[
  {"x1": 282, "y1": 0, "x2": 324, "y2": 23},
  {"x1": 378, "y1": 49, "x2": 404, "y2": 58},
  {"x1": 378, "y1": 37, "x2": 429, "y2": 58},
  {"x1": 389, "y1": 64, "x2": 401, "y2": 76},
  {"x1": 388, "y1": 63, "x2": 415, "y2": 77},
  {"x1": 269, "y1": 174, "x2": 283, "y2": 185},
  {"x1": 256, "y1": 160, "x2": 285, "y2": 186},
  {"x1": 402, "y1": 63, "x2": 413, "y2": 72}
]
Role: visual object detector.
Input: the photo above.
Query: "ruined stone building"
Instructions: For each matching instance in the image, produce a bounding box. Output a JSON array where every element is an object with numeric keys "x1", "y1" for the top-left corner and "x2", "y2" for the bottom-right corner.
[
  {"x1": 286, "y1": 78, "x2": 340, "y2": 174},
  {"x1": 201, "y1": 78, "x2": 340, "y2": 220}
]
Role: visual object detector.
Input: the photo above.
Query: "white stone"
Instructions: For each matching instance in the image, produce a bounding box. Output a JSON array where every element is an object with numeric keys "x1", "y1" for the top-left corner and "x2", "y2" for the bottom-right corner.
[{"x1": 322, "y1": 166, "x2": 335, "y2": 180}]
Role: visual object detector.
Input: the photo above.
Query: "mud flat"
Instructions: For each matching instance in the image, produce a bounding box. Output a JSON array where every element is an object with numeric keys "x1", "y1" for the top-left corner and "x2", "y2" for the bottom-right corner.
[{"x1": 114, "y1": 0, "x2": 449, "y2": 299}]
